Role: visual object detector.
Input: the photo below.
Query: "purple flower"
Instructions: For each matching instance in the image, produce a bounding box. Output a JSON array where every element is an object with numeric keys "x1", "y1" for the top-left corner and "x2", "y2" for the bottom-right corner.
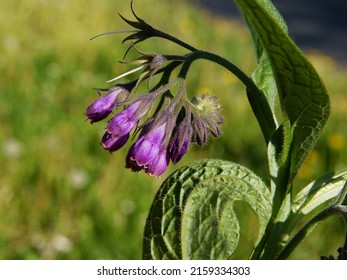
[
  {"x1": 170, "y1": 128, "x2": 192, "y2": 164},
  {"x1": 147, "y1": 148, "x2": 170, "y2": 176},
  {"x1": 85, "y1": 86, "x2": 130, "y2": 123},
  {"x1": 107, "y1": 97, "x2": 154, "y2": 138},
  {"x1": 170, "y1": 109, "x2": 193, "y2": 164},
  {"x1": 126, "y1": 123, "x2": 170, "y2": 177},
  {"x1": 101, "y1": 132, "x2": 129, "y2": 153}
]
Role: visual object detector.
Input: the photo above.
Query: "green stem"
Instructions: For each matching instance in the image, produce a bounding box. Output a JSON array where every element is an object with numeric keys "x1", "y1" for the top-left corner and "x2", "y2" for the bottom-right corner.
[
  {"x1": 148, "y1": 28, "x2": 277, "y2": 143},
  {"x1": 335, "y1": 180, "x2": 347, "y2": 205},
  {"x1": 251, "y1": 227, "x2": 271, "y2": 259},
  {"x1": 153, "y1": 29, "x2": 198, "y2": 52},
  {"x1": 341, "y1": 218, "x2": 347, "y2": 259},
  {"x1": 278, "y1": 205, "x2": 347, "y2": 259},
  {"x1": 178, "y1": 51, "x2": 251, "y2": 87},
  {"x1": 154, "y1": 30, "x2": 254, "y2": 89},
  {"x1": 277, "y1": 181, "x2": 347, "y2": 259},
  {"x1": 258, "y1": 190, "x2": 292, "y2": 259},
  {"x1": 177, "y1": 50, "x2": 277, "y2": 144}
]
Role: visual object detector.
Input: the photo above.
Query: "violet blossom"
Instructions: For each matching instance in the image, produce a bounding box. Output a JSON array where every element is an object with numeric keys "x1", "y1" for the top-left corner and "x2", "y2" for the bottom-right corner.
[
  {"x1": 85, "y1": 86, "x2": 130, "y2": 123},
  {"x1": 101, "y1": 132, "x2": 129, "y2": 153},
  {"x1": 126, "y1": 123, "x2": 171, "y2": 177}
]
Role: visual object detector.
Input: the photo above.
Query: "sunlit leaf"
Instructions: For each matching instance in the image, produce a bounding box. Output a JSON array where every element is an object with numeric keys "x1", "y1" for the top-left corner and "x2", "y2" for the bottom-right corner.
[
  {"x1": 291, "y1": 169, "x2": 347, "y2": 224},
  {"x1": 263, "y1": 170, "x2": 347, "y2": 259},
  {"x1": 242, "y1": 0, "x2": 288, "y2": 114},
  {"x1": 142, "y1": 159, "x2": 272, "y2": 259},
  {"x1": 236, "y1": 0, "x2": 330, "y2": 184}
]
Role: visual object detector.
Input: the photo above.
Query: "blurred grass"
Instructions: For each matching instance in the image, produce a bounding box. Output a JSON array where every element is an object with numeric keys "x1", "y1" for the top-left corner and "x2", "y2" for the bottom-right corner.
[{"x1": 0, "y1": 0, "x2": 346, "y2": 259}]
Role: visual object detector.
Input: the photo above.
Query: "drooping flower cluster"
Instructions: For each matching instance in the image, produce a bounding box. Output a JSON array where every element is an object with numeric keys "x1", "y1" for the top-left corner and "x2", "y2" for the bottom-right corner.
[
  {"x1": 85, "y1": 4, "x2": 224, "y2": 177},
  {"x1": 86, "y1": 77, "x2": 223, "y2": 177}
]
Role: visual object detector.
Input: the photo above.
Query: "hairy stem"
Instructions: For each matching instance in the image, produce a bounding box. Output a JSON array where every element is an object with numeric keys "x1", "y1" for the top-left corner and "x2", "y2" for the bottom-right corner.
[
  {"x1": 177, "y1": 50, "x2": 277, "y2": 145},
  {"x1": 152, "y1": 29, "x2": 198, "y2": 52}
]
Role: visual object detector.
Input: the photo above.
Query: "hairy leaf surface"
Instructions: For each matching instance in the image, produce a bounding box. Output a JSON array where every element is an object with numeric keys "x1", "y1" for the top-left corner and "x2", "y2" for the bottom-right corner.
[
  {"x1": 143, "y1": 160, "x2": 272, "y2": 259},
  {"x1": 236, "y1": 0, "x2": 330, "y2": 182}
]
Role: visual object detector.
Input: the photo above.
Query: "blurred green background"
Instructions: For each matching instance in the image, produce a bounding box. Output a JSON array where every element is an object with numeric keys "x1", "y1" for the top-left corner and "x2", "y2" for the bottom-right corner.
[{"x1": 1, "y1": 0, "x2": 346, "y2": 259}]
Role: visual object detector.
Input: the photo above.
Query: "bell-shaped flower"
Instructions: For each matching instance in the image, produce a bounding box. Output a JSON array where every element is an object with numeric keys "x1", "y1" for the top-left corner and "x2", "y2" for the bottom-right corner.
[
  {"x1": 85, "y1": 86, "x2": 130, "y2": 123},
  {"x1": 107, "y1": 94, "x2": 155, "y2": 138},
  {"x1": 101, "y1": 132, "x2": 129, "y2": 153},
  {"x1": 125, "y1": 109, "x2": 176, "y2": 177}
]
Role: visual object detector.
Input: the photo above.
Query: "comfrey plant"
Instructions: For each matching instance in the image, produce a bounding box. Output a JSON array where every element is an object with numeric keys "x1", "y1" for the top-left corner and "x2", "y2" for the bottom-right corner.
[{"x1": 86, "y1": 0, "x2": 347, "y2": 259}]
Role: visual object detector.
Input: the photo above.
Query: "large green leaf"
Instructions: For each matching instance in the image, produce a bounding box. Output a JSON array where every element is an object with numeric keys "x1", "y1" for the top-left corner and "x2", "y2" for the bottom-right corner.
[
  {"x1": 142, "y1": 159, "x2": 272, "y2": 259},
  {"x1": 236, "y1": 0, "x2": 330, "y2": 183},
  {"x1": 290, "y1": 169, "x2": 347, "y2": 230},
  {"x1": 243, "y1": 0, "x2": 288, "y2": 114},
  {"x1": 275, "y1": 170, "x2": 347, "y2": 259}
]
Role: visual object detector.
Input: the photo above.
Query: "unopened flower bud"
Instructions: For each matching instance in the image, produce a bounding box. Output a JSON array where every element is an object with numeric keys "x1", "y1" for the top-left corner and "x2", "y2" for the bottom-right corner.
[
  {"x1": 149, "y1": 54, "x2": 167, "y2": 72},
  {"x1": 107, "y1": 93, "x2": 156, "y2": 138},
  {"x1": 170, "y1": 108, "x2": 193, "y2": 163},
  {"x1": 86, "y1": 86, "x2": 130, "y2": 123},
  {"x1": 192, "y1": 115, "x2": 208, "y2": 146},
  {"x1": 101, "y1": 132, "x2": 129, "y2": 153},
  {"x1": 191, "y1": 94, "x2": 223, "y2": 145}
]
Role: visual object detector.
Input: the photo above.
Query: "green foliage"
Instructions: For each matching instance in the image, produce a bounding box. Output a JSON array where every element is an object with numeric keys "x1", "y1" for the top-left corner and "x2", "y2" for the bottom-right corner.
[
  {"x1": 142, "y1": 0, "x2": 346, "y2": 259},
  {"x1": 1, "y1": 0, "x2": 347, "y2": 260},
  {"x1": 237, "y1": 0, "x2": 330, "y2": 186},
  {"x1": 143, "y1": 160, "x2": 271, "y2": 259}
]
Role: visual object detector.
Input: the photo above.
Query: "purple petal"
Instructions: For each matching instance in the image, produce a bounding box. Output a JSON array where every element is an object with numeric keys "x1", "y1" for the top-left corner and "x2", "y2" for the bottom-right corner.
[
  {"x1": 125, "y1": 145, "x2": 144, "y2": 172},
  {"x1": 86, "y1": 87, "x2": 127, "y2": 123},
  {"x1": 146, "y1": 148, "x2": 170, "y2": 177},
  {"x1": 145, "y1": 123, "x2": 166, "y2": 143},
  {"x1": 101, "y1": 132, "x2": 129, "y2": 152},
  {"x1": 132, "y1": 138, "x2": 160, "y2": 165},
  {"x1": 131, "y1": 124, "x2": 166, "y2": 165},
  {"x1": 85, "y1": 99, "x2": 115, "y2": 123},
  {"x1": 107, "y1": 100, "x2": 147, "y2": 137},
  {"x1": 171, "y1": 137, "x2": 189, "y2": 164},
  {"x1": 170, "y1": 122, "x2": 192, "y2": 164},
  {"x1": 125, "y1": 123, "x2": 169, "y2": 174}
]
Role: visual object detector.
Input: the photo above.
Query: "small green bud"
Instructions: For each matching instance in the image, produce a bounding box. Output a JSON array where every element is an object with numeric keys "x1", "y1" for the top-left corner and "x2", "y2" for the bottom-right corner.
[{"x1": 192, "y1": 94, "x2": 224, "y2": 141}]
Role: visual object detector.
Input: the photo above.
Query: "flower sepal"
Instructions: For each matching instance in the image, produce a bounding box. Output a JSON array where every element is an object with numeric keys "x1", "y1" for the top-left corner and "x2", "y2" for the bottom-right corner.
[{"x1": 191, "y1": 94, "x2": 223, "y2": 145}]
